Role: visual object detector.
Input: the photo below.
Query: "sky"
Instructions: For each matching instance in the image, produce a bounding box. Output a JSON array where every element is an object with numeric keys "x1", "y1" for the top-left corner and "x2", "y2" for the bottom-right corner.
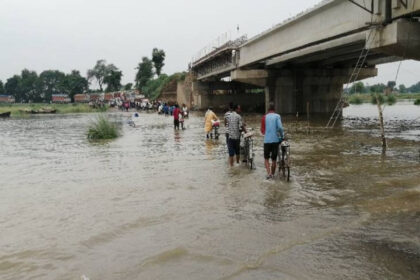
[{"x1": 0, "y1": 0, "x2": 418, "y2": 88}]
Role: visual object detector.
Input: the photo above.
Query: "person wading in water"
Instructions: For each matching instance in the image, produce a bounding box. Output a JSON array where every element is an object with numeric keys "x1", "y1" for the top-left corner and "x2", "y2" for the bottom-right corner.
[
  {"x1": 226, "y1": 104, "x2": 245, "y2": 167},
  {"x1": 261, "y1": 102, "x2": 284, "y2": 179},
  {"x1": 204, "y1": 107, "x2": 218, "y2": 138}
]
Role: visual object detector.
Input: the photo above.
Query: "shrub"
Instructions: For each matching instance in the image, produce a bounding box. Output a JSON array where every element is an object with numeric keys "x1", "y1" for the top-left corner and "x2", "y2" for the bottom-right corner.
[
  {"x1": 414, "y1": 98, "x2": 420, "y2": 105},
  {"x1": 371, "y1": 93, "x2": 385, "y2": 105},
  {"x1": 386, "y1": 95, "x2": 397, "y2": 105},
  {"x1": 349, "y1": 95, "x2": 363, "y2": 104},
  {"x1": 87, "y1": 115, "x2": 119, "y2": 140}
]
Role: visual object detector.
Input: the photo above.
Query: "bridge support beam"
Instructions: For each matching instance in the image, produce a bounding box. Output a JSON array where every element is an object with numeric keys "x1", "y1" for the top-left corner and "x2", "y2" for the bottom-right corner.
[
  {"x1": 191, "y1": 80, "x2": 265, "y2": 111},
  {"x1": 269, "y1": 67, "x2": 377, "y2": 115}
]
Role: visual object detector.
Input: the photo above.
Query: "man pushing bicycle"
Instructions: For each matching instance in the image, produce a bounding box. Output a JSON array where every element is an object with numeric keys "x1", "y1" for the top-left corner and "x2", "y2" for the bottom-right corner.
[{"x1": 260, "y1": 102, "x2": 284, "y2": 180}]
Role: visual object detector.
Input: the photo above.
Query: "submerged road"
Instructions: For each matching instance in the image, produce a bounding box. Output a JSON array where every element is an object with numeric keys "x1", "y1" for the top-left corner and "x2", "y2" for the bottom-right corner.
[{"x1": 0, "y1": 105, "x2": 419, "y2": 279}]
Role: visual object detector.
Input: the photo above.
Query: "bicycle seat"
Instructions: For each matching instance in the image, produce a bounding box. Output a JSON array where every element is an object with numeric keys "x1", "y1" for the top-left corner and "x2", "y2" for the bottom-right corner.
[{"x1": 281, "y1": 141, "x2": 290, "y2": 147}]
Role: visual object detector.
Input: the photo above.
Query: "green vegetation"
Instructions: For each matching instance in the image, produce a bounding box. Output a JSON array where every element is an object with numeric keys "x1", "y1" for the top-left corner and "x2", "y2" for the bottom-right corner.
[
  {"x1": 142, "y1": 72, "x2": 187, "y2": 100},
  {"x1": 134, "y1": 48, "x2": 180, "y2": 99},
  {"x1": 414, "y1": 98, "x2": 420, "y2": 105},
  {"x1": 369, "y1": 94, "x2": 396, "y2": 105},
  {"x1": 386, "y1": 95, "x2": 397, "y2": 105},
  {"x1": 3, "y1": 69, "x2": 88, "y2": 103},
  {"x1": 371, "y1": 94, "x2": 385, "y2": 105},
  {"x1": 135, "y1": 57, "x2": 154, "y2": 91},
  {"x1": 343, "y1": 92, "x2": 420, "y2": 105},
  {"x1": 87, "y1": 60, "x2": 122, "y2": 92},
  {"x1": 346, "y1": 81, "x2": 420, "y2": 95},
  {"x1": 87, "y1": 115, "x2": 119, "y2": 140},
  {"x1": 0, "y1": 103, "x2": 108, "y2": 117},
  {"x1": 348, "y1": 94, "x2": 364, "y2": 104},
  {"x1": 152, "y1": 48, "x2": 166, "y2": 77}
]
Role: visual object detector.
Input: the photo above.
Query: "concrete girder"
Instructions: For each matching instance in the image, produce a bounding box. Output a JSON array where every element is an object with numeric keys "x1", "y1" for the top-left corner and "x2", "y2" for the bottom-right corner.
[
  {"x1": 369, "y1": 19, "x2": 420, "y2": 61},
  {"x1": 240, "y1": 0, "x2": 420, "y2": 68},
  {"x1": 230, "y1": 69, "x2": 269, "y2": 87},
  {"x1": 265, "y1": 32, "x2": 366, "y2": 67}
]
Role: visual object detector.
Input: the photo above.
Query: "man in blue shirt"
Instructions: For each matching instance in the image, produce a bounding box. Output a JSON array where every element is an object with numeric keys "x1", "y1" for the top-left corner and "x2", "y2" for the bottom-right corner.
[{"x1": 260, "y1": 102, "x2": 284, "y2": 179}]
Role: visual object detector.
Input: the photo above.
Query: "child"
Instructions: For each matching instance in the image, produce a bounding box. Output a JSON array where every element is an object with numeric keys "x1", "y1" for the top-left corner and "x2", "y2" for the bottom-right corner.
[{"x1": 179, "y1": 111, "x2": 185, "y2": 130}]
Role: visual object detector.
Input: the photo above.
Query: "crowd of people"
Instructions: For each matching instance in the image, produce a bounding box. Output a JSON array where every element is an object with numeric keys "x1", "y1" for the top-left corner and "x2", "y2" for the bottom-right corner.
[{"x1": 127, "y1": 100, "x2": 285, "y2": 180}]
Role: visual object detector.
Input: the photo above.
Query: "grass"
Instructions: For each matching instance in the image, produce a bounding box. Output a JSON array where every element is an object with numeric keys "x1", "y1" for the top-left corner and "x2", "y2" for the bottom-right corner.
[
  {"x1": 87, "y1": 115, "x2": 119, "y2": 140},
  {"x1": 386, "y1": 95, "x2": 397, "y2": 105},
  {"x1": 345, "y1": 92, "x2": 420, "y2": 105},
  {"x1": 348, "y1": 94, "x2": 364, "y2": 104},
  {"x1": 0, "y1": 103, "x2": 108, "y2": 116}
]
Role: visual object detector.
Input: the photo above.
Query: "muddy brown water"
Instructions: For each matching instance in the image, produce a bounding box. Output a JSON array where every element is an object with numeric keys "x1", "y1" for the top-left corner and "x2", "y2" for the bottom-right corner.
[{"x1": 0, "y1": 103, "x2": 419, "y2": 280}]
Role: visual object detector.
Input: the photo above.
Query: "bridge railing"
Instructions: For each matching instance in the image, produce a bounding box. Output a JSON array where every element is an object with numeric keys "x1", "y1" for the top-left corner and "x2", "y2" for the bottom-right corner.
[{"x1": 191, "y1": 33, "x2": 248, "y2": 66}]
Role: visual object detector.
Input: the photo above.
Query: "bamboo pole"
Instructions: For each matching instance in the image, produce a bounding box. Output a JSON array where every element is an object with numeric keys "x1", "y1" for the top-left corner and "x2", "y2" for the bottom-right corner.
[{"x1": 375, "y1": 94, "x2": 387, "y2": 153}]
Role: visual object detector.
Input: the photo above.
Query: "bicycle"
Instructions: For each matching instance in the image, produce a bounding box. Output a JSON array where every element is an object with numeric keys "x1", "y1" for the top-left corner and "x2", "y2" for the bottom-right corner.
[
  {"x1": 278, "y1": 135, "x2": 291, "y2": 181},
  {"x1": 241, "y1": 130, "x2": 255, "y2": 170},
  {"x1": 210, "y1": 120, "x2": 220, "y2": 139}
]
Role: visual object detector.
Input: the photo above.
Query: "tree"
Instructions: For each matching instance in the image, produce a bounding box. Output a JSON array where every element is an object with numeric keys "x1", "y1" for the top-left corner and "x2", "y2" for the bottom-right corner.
[
  {"x1": 398, "y1": 84, "x2": 407, "y2": 93},
  {"x1": 103, "y1": 69, "x2": 123, "y2": 92},
  {"x1": 135, "y1": 57, "x2": 154, "y2": 91},
  {"x1": 387, "y1": 81, "x2": 396, "y2": 90},
  {"x1": 64, "y1": 70, "x2": 89, "y2": 102},
  {"x1": 5, "y1": 75, "x2": 23, "y2": 102},
  {"x1": 369, "y1": 83, "x2": 386, "y2": 93},
  {"x1": 124, "y1": 83, "x2": 133, "y2": 90},
  {"x1": 0, "y1": 80, "x2": 4, "y2": 95},
  {"x1": 350, "y1": 82, "x2": 365, "y2": 94},
  {"x1": 20, "y1": 69, "x2": 40, "y2": 102},
  {"x1": 37, "y1": 70, "x2": 66, "y2": 102},
  {"x1": 152, "y1": 48, "x2": 166, "y2": 76},
  {"x1": 408, "y1": 82, "x2": 420, "y2": 93},
  {"x1": 142, "y1": 74, "x2": 169, "y2": 99},
  {"x1": 87, "y1": 60, "x2": 118, "y2": 91}
]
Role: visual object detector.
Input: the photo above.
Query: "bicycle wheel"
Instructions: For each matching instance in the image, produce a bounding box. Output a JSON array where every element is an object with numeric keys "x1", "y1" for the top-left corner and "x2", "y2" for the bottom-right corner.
[{"x1": 286, "y1": 166, "x2": 290, "y2": 181}]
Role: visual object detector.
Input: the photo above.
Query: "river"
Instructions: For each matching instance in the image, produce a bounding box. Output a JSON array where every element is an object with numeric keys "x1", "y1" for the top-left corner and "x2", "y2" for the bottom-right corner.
[{"x1": 0, "y1": 103, "x2": 419, "y2": 280}]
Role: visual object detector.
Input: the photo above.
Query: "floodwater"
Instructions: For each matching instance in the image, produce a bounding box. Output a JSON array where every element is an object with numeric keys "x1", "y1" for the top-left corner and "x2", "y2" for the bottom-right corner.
[{"x1": 0, "y1": 103, "x2": 419, "y2": 280}]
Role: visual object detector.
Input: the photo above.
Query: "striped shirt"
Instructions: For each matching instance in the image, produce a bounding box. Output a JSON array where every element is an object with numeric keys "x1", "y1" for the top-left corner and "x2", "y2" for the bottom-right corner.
[
  {"x1": 227, "y1": 111, "x2": 242, "y2": 140},
  {"x1": 224, "y1": 111, "x2": 232, "y2": 135}
]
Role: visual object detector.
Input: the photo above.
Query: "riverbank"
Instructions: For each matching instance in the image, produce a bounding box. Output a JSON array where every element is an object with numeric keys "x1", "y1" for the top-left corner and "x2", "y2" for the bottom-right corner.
[
  {"x1": 0, "y1": 103, "x2": 108, "y2": 116},
  {"x1": 347, "y1": 93, "x2": 420, "y2": 105}
]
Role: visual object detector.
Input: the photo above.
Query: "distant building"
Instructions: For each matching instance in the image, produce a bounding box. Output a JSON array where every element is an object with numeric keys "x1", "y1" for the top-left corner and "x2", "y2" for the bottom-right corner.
[
  {"x1": 104, "y1": 93, "x2": 114, "y2": 102},
  {"x1": 89, "y1": 93, "x2": 103, "y2": 102},
  {"x1": 0, "y1": 95, "x2": 16, "y2": 103},
  {"x1": 52, "y1": 94, "x2": 71, "y2": 103},
  {"x1": 74, "y1": 94, "x2": 90, "y2": 103}
]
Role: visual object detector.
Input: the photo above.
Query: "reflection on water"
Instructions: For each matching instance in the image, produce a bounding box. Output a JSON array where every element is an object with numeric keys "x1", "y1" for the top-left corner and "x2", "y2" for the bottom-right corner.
[{"x1": 0, "y1": 104, "x2": 419, "y2": 280}]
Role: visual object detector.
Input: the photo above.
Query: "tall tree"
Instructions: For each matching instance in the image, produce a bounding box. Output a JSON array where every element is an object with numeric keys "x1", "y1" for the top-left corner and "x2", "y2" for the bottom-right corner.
[
  {"x1": 87, "y1": 60, "x2": 118, "y2": 91},
  {"x1": 64, "y1": 70, "x2": 89, "y2": 102},
  {"x1": 5, "y1": 75, "x2": 23, "y2": 102},
  {"x1": 152, "y1": 48, "x2": 166, "y2": 76},
  {"x1": 408, "y1": 82, "x2": 420, "y2": 93},
  {"x1": 124, "y1": 83, "x2": 133, "y2": 90},
  {"x1": 0, "y1": 80, "x2": 4, "y2": 95},
  {"x1": 398, "y1": 84, "x2": 407, "y2": 93},
  {"x1": 37, "y1": 70, "x2": 66, "y2": 102},
  {"x1": 387, "y1": 81, "x2": 396, "y2": 90},
  {"x1": 369, "y1": 83, "x2": 386, "y2": 93},
  {"x1": 20, "y1": 69, "x2": 40, "y2": 102},
  {"x1": 135, "y1": 57, "x2": 154, "y2": 91},
  {"x1": 103, "y1": 69, "x2": 123, "y2": 92},
  {"x1": 350, "y1": 81, "x2": 365, "y2": 94}
]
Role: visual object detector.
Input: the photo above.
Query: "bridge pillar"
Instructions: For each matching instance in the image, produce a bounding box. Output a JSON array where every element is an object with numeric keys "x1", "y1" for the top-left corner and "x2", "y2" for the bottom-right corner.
[{"x1": 271, "y1": 67, "x2": 377, "y2": 115}]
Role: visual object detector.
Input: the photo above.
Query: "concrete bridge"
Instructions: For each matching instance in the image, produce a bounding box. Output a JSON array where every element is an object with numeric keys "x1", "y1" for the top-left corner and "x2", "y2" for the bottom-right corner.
[{"x1": 190, "y1": 0, "x2": 420, "y2": 114}]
